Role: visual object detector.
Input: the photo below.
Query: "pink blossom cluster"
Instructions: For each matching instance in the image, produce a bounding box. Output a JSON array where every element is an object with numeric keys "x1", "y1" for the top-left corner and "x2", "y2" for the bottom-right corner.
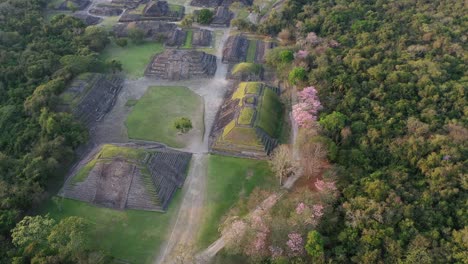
[
  {"x1": 295, "y1": 50, "x2": 309, "y2": 59},
  {"x1": 315, "y1": 179, "x2": 337, "y2": 192},
  {"x1": 222, "y1": 219, "x2": 247, "y2": 244},
  {"x1": 306, "y1": 32, "x2": 322, "y2": 45},
  {"x1": 295, "y1": 202, "x2": 325, "y2": 226},
  {"x1": 292, "y1": 86, "x2": 322, "y2": 128},
  {"x1": 286, "y1": 233, "x2": 304, "y2": 256},
  {"x1": 295, "y1": 202, "x2": 306, "y2": 214},
  {"x1": 312, "y1": 204, "x2": 324, "y2": 218},
  {"x1": 269, "y1": 245, "x2": 284, "y2": 258},
  {"x1": 252, "y1": 232, "x2": 267, "y2": 252}
]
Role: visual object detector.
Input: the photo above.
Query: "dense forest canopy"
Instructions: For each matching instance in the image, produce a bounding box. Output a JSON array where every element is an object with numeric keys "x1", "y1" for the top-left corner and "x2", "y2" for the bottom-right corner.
[
  {"x1": 0, "y1": 0, "x2": 114, "y2": 261},
  {"x1": 260, "y1": 0, "x2": 467, "y2": 262}
]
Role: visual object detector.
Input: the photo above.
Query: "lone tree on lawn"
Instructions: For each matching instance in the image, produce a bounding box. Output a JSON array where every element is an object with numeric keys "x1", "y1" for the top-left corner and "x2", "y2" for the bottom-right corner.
[
  {"x1": 174, "y1": 117, "x2": 192, "y2": 133},
  {"x1": 197, "y1": 9, "x2": 213, "y2": 25},
  {"x1": 269, "y1": 145, "x2": 297, "y2": 185}
]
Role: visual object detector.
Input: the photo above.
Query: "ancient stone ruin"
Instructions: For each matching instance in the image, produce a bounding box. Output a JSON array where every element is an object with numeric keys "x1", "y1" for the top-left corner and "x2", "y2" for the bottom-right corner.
[
  {"x1": 111, "y1": 0, "x2": 147, "y2": 8},
  {"x1": 120, "y1": 0, "x2": 184, "y2": 22},
  {"x1": 59, "y1": 73, "x2": 123, "y2": 130},
  {"x1": 222, "y1": 34, "x2": 249, "y2": 63},
  {"x1": 60, "y1": 144, "x2": 192, "y2": 211},
  {"x1": 210, "y1": 82, "x2": 282, "y2": 158},
  {"x1": 254, "y1": 40, "x2": 277, "y2": 63},
  {"x1": 145, "y1": 49, "x2": 217, "y2": 80},
  {"x1": 190, "y1": 0, "x2": 252, "y2": 7},
  {"x1": 192, "y1": 29, "x2": 213, "y2": 47},
  {"x1": 211, "y1": 6, "x2": 233, "y2": 27},
  {"x1": 55, "y1": 0, "x2": 90, "y2": 10},
  {"x1": 165, "y1": 29, "x2": 187, "y2": 47},
  {"x1": 89, "y1": 4, "x2": 124, "y2": 16},
  {"x1": 71, "y1": 13, "x2": 102, "y2": 25},
  {"x1": 113, "y1": 21, "x2": 177, "y2": 41}
]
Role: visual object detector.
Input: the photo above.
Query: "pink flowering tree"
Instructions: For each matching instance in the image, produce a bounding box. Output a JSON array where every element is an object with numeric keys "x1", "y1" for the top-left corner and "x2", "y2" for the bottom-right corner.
[
  {"x1": 286, "y1": 233, "x2": 305, "y2": 256},
  {"x1": 315, "y1": 179, "x2": 337, "y2": 192},
  {"x1": 293, "y1": 86, "x2": 322, "y2": 128},
  {"x1": 295, "y1": 50, "x2": 309, "y2": 59}
]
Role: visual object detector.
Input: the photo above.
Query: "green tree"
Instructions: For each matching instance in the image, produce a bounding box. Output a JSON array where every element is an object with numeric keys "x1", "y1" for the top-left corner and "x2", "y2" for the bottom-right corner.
[
  {"x1": 197, "y1": 9, "x2": 213, "y2": 24},
  {"x1": 288, "y1": 67, "x2": 308, "y2": 85},
  {"x1": 305, "y1": 230, "x2": 324, "y2": 261},
  {"x1": 181, "y1": 14, "x2": 194, "y2": 28},
  {"x1": 174, "y1": 117, "x2": 192, "y2": 133},
  {"x1": 319, "y1": 111, "x2": 347, "y2": 141}
]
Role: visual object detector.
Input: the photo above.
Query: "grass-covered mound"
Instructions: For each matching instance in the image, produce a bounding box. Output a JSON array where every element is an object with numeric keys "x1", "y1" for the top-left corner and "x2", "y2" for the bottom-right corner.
[
  {"x1": 211, "y1": 82, "x2": 282, "y2": 158},
  {"x1": 231, "y1": 62, "x2": 263, "y2": 75},
  {"x1": 197, "y1": 155, "x2": 276, "y2": 248},
  {"x1": 125, "y1": 86, "x2": 204, "y2": 147}
]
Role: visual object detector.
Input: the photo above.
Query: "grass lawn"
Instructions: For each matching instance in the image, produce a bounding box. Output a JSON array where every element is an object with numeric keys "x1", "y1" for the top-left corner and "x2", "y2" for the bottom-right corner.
[
  {"x1": 197, "y1": 155, "x2": 276, "y2": 249},
  {"x1": 126, "y1": 86, "x2": 204, "y2": 148},
  {"x1": 100, "y1": 40, "x2": 164, "y2": 78},
  {"x1": 246, "y1": 39, "x2": 257, "y2": 62},
  {"x1": 41, "y1": 192, "x2": 182, "y2": 264},
  {"x1": 182, "y1": 30, "x2": 193, "y2": 49}
]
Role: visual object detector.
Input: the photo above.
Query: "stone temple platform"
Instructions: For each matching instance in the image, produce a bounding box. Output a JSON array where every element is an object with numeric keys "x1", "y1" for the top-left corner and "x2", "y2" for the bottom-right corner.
[{"x1": 145, "y1": 49, "x2": 217, "y2": 80}]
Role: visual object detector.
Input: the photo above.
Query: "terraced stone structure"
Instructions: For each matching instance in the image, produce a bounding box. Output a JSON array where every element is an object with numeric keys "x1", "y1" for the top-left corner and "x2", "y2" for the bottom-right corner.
[
  {"x1": 254, "y1": 40, "x2": 277, "y2": 63},
  {"x1": 71, "y1": 13, "x2": 102, "y2": 25},
  {"x1": 54, "y1": 0, "x2": 90, "y2": 10},
  {"x1": 210, "y1": 82, "x2": 282, "y2": 158},
  {"x1": 211, "y1": 6, "x2": 233, "y2": 27},
  {"x1": 222, "y1": 35, "x2": 249, "y2": 63},
  {"x1": 165, "y1": 29, "x2": 187, "y2": 47},
  {"x1": 59, "y1": 73, "x2": 123, "y2": 130},
  {"x1": 120, "y1": 0, "x2": 184, "y2": 22},
  {"x1": 111, "y1": 0, "x2": 146, "y2": 8},
  {"x1": 113, "y1": 21, "x2": 177, "y2": 40},
  {"x1": 192, "y1": 29, "x2": 213, "y2": 47},
  {"x1": 60, "y1": 144, "x2": 192, "y2": 211},
  {"x1": 145, "y1": 49, "x2": 217, "y2": 80},
  {"x1": 89, "y1": 4, "x2": 124, "y2": 16},
  {"x1": 190, "y1": 0, "x2": 252, "y2": 7}
]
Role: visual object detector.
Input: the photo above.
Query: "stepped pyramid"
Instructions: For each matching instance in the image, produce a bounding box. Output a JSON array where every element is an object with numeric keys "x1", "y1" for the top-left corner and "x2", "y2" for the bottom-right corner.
[
  {"x1": 60, "y1": 145, "x2": 192, "y2": 211},
  {"x1": 145, "y1": 49, "x2": 217, "y2": 80},
  {"x1": 210, "y1": 82, "x2": 282, "y2": 158}
]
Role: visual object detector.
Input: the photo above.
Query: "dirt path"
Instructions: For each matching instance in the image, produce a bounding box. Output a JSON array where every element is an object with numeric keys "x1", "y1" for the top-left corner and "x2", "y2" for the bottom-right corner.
[{"x1": 155, "y1": 153, "x2": 207, "y2": 264}]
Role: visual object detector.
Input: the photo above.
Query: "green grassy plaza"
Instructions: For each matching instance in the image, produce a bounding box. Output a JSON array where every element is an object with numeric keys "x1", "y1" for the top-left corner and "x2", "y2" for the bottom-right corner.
[
  {"x1": 41, "y1": 192, "x2": 182, "y2": 264},
  {"x1": 126, "y1": 86, "x2": 204, "y2": 148},
  {"x1": 197, "y1": 155, "x2": 276, "y2": 249},
  {"x1": 100, "y1": 40, "x2": 165, "y2": 78}
]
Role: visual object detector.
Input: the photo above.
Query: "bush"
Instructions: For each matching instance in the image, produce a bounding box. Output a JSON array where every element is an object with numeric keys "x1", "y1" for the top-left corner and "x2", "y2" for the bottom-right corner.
[
  {"x1": 181, "y1": 14, "x2": 194, "y2": 28},
  {"x1": 279, "y1": 50, "x2": 294, "y2": 63},
  {"x1": 288, "y1": 67, "x2": 307, "y2": 85},
  {"x1": 174, "y1": 117, "x2": 192, "y2": 133},
  {"x1": 128, "y1": 28, "x2": 145, "y2": 44},
  {"x1": 197, "y1": 9, "x2": 213, "y2": 24},
  {"x1": 115, "y1": 38, "x2": 128, "y2": 47}
]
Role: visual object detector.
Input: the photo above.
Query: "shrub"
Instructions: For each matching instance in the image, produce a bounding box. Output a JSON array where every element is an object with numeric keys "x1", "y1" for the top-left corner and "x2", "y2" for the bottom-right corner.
[
  {"x1": 279, "y1": 50, "x2": 294, "y2": 63},
  {"x1": 288, "y1": 67, "x2": 307, "y2": 85},
  {"x1": 128, "y1": 28, "x2": 145, "y2": 44},
  {"x1": 115, "y1": 38, "x2": 128, "y2": 47},
  {"x1": 174, "y1": 117, "x2": 192, "y2": 133}
]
